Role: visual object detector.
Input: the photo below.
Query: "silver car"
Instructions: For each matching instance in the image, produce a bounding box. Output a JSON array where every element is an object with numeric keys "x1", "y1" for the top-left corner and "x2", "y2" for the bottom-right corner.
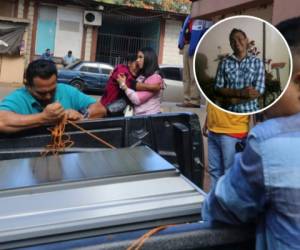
[{"x1": 160, "y1": 64, "x2": 184, "y2": 103}]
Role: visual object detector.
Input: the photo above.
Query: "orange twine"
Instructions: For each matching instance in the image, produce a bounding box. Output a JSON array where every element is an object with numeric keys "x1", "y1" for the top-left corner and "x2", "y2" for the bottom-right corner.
[
  {"x1": 41, "y1": 117, "x2": 115, "y2": 157},
  {"x1": 127, "y1": 225, "x2": 172, "y2": 250},
  {"x1": 41, "y1": 116, "x2": 74, "y2": 157}
]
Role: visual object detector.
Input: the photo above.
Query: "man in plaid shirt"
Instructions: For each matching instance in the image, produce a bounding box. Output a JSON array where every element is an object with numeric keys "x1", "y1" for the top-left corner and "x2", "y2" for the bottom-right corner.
[{"x1": 215, "y1": 28, "x2": 265, "y2": 113}]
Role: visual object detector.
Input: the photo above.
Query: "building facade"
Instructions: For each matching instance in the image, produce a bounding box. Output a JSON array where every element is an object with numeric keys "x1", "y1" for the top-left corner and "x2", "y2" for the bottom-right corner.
[
  {"x1": 191, "y1": 0, "x2": 300, "y2": 24},
  {"x1": 0, "y1": 0, "x2": 186, "y2": 85}
]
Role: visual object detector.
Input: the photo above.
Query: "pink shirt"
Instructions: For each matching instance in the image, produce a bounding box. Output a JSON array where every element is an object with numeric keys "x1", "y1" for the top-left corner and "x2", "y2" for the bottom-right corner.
[{"x1": 124, "y1": 73, "x2": 163, "y2": 115}]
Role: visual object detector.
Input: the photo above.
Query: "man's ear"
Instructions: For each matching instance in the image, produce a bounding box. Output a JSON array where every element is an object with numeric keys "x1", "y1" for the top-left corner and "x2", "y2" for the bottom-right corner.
[
  {"x1": 292, "y1": 72, "x2": 300, "y2": 85},
  {"x1": 246, "y1": 38, "x2": 250, "y2": 48}
]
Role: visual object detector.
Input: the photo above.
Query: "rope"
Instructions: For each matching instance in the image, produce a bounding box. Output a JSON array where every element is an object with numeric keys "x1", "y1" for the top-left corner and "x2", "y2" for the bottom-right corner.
[
  {"x1": 41, "y1": 116, "x2": 74, "y2": 157},
  {"x1": 127, "y1": 225, "x2": 172, "y2": 250},
  {"x1": 68, "y1": 120, "x2": 116, "y2": 149},
  {"x1": 41, "y1": 118, "x2": 116, "y2": 157}
]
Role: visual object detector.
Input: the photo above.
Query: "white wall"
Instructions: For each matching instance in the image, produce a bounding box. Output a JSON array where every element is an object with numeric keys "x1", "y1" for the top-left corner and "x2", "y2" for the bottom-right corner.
[
  {"x1": 162, "y1": 20, "x2": 183, "y2": 65},
  {"x1": 54, "y1": 6, "x2": 83, "y2": 58},
  {"x1": 197, "y1": 17, "x2": 263, "y2": 77},
  {"x1": 265, "y1": 27, "x2": 291, "y2": 88}
]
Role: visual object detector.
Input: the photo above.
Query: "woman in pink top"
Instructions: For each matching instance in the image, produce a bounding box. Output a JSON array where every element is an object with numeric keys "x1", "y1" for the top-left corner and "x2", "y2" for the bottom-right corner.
[{"x1": 117, "y1": 47, "x2": 164, "y2": 115}]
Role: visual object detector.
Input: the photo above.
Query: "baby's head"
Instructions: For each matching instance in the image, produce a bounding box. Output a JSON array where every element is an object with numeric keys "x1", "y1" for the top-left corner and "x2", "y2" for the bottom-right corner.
[{"x1": 264, "y1": 17, "x2": 300, "y2": 119}]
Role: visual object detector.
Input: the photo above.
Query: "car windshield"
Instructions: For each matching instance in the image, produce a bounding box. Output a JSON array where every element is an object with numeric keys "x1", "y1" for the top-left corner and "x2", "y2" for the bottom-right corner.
[{"x1": 65, "y1": 61, "x2": 81, "y2": 70}]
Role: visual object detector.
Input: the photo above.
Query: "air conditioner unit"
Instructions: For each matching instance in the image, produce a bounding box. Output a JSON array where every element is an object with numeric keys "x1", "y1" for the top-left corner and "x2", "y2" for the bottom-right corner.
[{"x1": 84, "y1": 11, "x2": 102, "y2": 26}]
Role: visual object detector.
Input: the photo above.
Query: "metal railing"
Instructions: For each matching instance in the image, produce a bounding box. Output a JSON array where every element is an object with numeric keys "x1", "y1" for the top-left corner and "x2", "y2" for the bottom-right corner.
[{"x1": 96, "y1": 33, "x2": 158, "y2": 66}]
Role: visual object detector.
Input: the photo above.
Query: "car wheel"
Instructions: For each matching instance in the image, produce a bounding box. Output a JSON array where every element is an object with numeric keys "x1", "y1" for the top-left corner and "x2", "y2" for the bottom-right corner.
[{"x1": 71, "y1": 79, "x2": 84, "y2": 91}]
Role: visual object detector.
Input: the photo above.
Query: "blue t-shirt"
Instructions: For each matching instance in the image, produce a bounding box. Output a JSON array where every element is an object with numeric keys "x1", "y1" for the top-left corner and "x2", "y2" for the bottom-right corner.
[{"x1": 0, "y1": 83, "x2": 96, "y2": 114}]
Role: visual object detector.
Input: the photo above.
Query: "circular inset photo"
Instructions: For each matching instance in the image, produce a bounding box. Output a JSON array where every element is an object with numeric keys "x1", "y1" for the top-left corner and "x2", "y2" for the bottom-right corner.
[{"x1": 194, "y1": 15, "x2": 292, "y2": 115}]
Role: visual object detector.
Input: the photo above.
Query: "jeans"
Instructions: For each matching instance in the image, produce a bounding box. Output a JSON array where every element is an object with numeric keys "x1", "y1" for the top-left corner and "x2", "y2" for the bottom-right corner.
[{"x1": 208, "y1": 132, "x2": 241, "y2": 190}]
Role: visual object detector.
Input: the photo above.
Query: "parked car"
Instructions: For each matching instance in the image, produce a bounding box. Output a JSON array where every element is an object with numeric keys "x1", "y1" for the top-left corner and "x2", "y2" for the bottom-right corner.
[
  {"x1": 57, "y1": 61, "x2": 114, "y2": 94},
  {"x1": 160, "y1": 64, "x2": 184, "y2": 103}
]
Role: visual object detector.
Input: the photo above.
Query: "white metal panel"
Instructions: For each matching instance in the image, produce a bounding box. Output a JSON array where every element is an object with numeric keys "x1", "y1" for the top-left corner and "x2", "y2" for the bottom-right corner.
[
  {"x1": 0, "y1": 176, "x2": 204, "y2": 242},
  {"x1": 54, "y1": 6, "x2": 83, "y2": 58}
]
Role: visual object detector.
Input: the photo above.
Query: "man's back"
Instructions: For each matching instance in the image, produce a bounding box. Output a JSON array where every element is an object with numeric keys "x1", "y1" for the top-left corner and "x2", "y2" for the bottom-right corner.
[
  {"x1": 252, "y1": 113, "x2": 300, "y2": 249},
  {"x1": 203, "y1": 112, "x2": 300, "y2": 250}
]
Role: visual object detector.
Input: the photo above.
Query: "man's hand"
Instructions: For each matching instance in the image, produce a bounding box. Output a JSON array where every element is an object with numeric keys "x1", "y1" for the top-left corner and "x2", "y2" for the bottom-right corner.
[
  {"x1": 41, "y1": 102, "x2": 65, "y2": 124},
  {"x1": 240, "y1": 87, "x2": 260, "y2": 98},
  {"x1": 65, "y1": 109, "x2": 83, "y2": 121},
  {"x1": 117, "y1": 73, "x2": 128, "y2": 90},
  {"x1": 117, "y1": 73, "x2": 126, "y2": 85}
]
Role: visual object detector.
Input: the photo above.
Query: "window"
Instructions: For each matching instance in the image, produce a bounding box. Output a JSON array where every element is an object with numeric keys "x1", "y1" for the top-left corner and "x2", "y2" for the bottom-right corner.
[
  {"x1": 35, "y1": 6, "x2": 57, "y2": 55},
  {"x1": 79, "y1": 65, "x2": 100, "y2": 73},
  {"x1": 161, "y1": 67, "x2": 182, "y2": 81},
  {"x1": 101, "y1": 68, "x2": 112, "y2": 75}
]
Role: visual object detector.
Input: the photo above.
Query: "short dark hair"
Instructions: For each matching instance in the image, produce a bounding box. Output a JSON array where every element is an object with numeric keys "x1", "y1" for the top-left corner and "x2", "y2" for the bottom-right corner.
[
  {"x1": 277, "y1": 17, "x2": 300, "y2": 72},
  {"x1": 229, "y1": 28, "x2": 247, "y2": 41},
  {"x1": 139, "y1": 47, "x2": 160, "y2": 78},
  {"x1": 126, "y1": 54, "x2": 136, "y2": 63},
  {"x1": 276, "y1": 17, "x2": 300, "y2": 48},
  {"x1": 25, "y1": 59, "x2": 57, "y2": 87},
  {"x1": 68, "y1": 50, "x2": 72, "y2": 54}
]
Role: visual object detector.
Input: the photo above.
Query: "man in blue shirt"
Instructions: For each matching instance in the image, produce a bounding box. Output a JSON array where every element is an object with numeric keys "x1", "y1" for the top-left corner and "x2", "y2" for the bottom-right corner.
[
  {"x1": 215, "y1": 28, "x2": 265, "y2": 113},
  {"x1": 177, "y1": 15, "x2": 213, "y2": 108},
  {"x1": 202, "y1": 18, "x2": 300, "y2": 250},
  {"x1": 40, "y1": 48, "x2": 53, "y2": 61},
  {"x1": 63, "y1": 50, "x2": 77, "y2": 67},
  {"x1": 0, "y1": 59, "x2": 106, "y2": 133}
]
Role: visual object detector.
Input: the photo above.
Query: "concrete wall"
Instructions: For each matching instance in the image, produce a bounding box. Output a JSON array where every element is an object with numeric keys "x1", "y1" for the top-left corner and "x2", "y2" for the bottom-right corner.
[
  {"x1": 272, "y1": 0, "x2": 300, "y2": 24},
  {"x1": 191, "y1": 0, "x2": 273, "y2": 19},
  {"x1": 0, "y1": 0, "x2": 29, "y2": 84},
  {"x1": 162, "y1": 19, "x2": 183, "y2": 66},
  {"x1": 0, "y1": 56, "x2": 25, "y2": 84},
  {"x1": 17, "y1": 0, "x2": 24, "y2": 18},
  {"x1": 192, "y1": 0, "x2": 300, "y2": 25},
  {"x1": 84, "y1": 26, "x2": 93, "y2": 61},
  {"x1": 211, "y1": 4, "x2": 273, "y2": 23}
]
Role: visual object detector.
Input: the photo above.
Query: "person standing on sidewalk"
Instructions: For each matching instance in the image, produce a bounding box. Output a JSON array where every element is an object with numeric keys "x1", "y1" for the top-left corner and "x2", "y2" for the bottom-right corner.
[
  {"x1": 202, "y1": 103, "x2": 250, "y2": 189},
  {"x1": 177, "y1": 15, "x2": 213, "y2": 108}
]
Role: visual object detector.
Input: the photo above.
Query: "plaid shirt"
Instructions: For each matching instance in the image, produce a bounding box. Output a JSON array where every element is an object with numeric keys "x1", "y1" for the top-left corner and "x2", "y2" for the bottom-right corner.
[
  {"x1": 215, "y1": 55, "x2": 265, "y2": 113},
  {"x1": 202, "y1": 112, "x2": 300, "y2": 250}
]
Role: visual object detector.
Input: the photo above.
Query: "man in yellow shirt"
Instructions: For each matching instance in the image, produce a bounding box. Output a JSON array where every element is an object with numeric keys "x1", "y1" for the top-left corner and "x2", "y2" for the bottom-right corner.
[{"x1": 202, "y1": 103, "x2": 250, "y2": 189}]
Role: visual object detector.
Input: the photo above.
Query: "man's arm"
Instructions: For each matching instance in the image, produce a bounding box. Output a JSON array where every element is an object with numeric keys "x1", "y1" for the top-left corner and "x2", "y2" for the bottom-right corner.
[
  {"x1": 0, "y1": 111, "x2": 47, "y2": 133},
  {"x1": 202, "y1": 136, "x2": 267, "y2": 225},
  {"x1": 87, "y1": 102, "x2": 107, "y2": 118},
  {"x1": 253, "y1": 59, "x2": 265, "y2": 95},
  {"x1": 0, "y1": 103, "x2": 65, "y2": 133},
  {"x1": 215, "y1": 87, "x2": 261, "y2": 105}
]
